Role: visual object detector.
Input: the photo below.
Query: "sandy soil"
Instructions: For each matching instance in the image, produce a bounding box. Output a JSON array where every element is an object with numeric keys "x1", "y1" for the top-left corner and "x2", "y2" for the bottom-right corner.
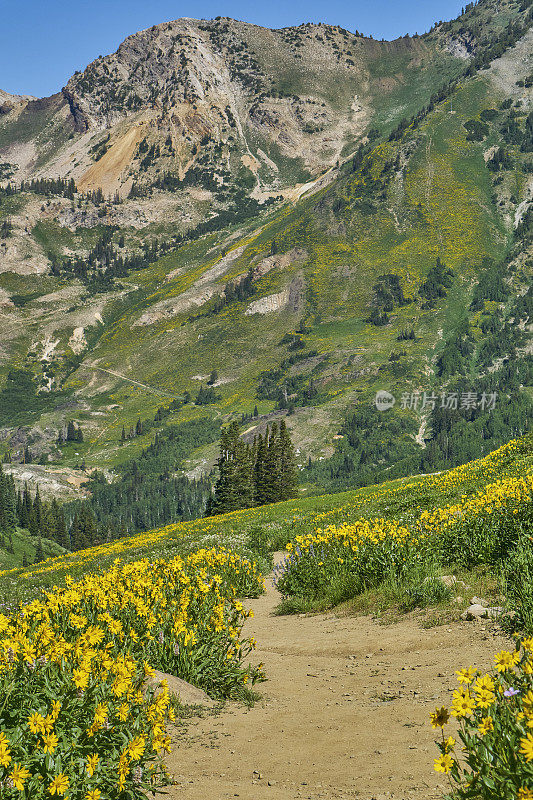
[
  {"x1": 161, "y1": 556, "x2": 508, "y2": 800},
  {"x1": 78, "y1": 125, "x2": 145, "y2": 195}
]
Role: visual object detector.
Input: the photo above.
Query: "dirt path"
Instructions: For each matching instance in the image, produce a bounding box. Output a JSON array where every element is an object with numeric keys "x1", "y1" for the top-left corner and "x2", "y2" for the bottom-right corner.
[{"x1": 162, "y1": 557, "x2": 508, "y2": 800}]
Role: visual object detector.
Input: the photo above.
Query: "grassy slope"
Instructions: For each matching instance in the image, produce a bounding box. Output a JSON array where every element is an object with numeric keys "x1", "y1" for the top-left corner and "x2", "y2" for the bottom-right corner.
[
  {"x1": 0, "y1": 529, "x2": 67, "y2": 572},
  {"x1": 0, "y1": 1, "x2": 531, "y2": 477},
  {"x1": 49, "y1": 67, "x2": 510, "y2": 469},
  {"x1": 1, "y1": 432, "x2": 530, "y2": 608}
]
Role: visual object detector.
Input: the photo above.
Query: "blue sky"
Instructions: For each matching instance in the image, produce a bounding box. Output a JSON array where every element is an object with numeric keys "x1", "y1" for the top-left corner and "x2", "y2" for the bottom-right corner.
[{"x1": 1, "y1": 1, "x2": 465, "y2": 97}]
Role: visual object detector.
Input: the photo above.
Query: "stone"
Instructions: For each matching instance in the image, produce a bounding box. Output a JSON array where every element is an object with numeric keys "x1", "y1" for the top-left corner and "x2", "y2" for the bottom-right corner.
[
  {"x1": 145, "y1": 669, "x2": 217, "y2": 707},
  {"x1": 470, "y1": 596, "x2": 487, "y2": 606},
  {"x1": 440, "y1": 575, "x2": 460, "y2": 588},
  {"x1": 461, "y1": 604, "x2": 488, "y2": 621},
  {"x1": 425, "y1": 575, "x2": 468, "y2": 590}
]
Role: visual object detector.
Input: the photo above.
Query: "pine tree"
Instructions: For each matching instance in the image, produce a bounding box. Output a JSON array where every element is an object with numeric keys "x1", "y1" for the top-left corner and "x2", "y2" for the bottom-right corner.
[
  {"x1": 0, "y1": 464, "x2": 17, "y2": 531},
  {"x1": 121, "y1": 425, "x2": 126, "y2": 443},
  {"x1": 71, "y1": 506, "x2": 97, "y2": 550},
  {"x1": 66, "y1": 420, "x2": 77, "y2": 442},
  {"x1": 213, "y1": 423, "x2": 255, "y2": 509},
  {"x1": 70, "y1": 512, "x2": 83, "y2": 550},
  {"x1": 20, "y1": 484, "x2": 34, "y2": 532},
  {"x1": 33, "y1": 486, "x2": 43, "y2": 534},
  {"x1": 234, "y1": 440, "x2": 254, "y2": 509},
  {"x1": 210, "y1": 420, "x2": 298, "y2": 515},
  {"x1": 34, "y1": 537, "x2": 44, "y2": 563},
  {"x1": 48, "y1": 499, "x2": 69, "y2": 549},
  {"x1": 253, "y1": 433, "x2": 268, "y2": 505},
  {"x1": 76, "y1": 425, "x2": 84, "y2": 443},
  {"x1": 263, "y1": 423, "x2": 282, "y2": 504},
  {"x1": 210, "y1": 425, "x2": 235, "y2": 513},
  {"x1": 135, "y1": 418, "x2": 143, "y2": 436},
  {"x1": 278, "y1": 420, "x2": 298, "y2": 500}
]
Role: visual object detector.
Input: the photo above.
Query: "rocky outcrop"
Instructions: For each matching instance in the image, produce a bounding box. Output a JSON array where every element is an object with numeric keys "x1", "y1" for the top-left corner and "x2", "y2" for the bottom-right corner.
[
  {"x1": 145, "y1": 669, "x2": 217, "y2": 707},
  {"x1": 61, "y1": 88, "x2": 89, "y2": 132}
]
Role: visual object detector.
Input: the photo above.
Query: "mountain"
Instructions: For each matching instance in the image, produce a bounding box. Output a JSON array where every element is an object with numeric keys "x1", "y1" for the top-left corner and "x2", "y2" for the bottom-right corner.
[
  {"x1": 0, "y1": 18, "x2": 461, "y2": 201},
  {"x1": 0, "y1": 0, "x2": 531, "y2": 515}
]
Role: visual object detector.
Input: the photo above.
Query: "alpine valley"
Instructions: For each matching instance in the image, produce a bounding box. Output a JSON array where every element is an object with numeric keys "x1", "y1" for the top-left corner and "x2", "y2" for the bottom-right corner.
[{"x1": 0, "y1": 0, "x2": 532, "y2": 547}]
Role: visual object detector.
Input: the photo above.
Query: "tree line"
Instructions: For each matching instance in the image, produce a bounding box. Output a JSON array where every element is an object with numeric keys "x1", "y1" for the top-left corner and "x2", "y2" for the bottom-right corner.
[{"x1": 208, "y1": 420, "x2": 298, "y2": 515}]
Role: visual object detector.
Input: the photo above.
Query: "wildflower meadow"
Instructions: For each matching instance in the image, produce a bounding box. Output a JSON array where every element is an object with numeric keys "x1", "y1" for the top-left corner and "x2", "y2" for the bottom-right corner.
[{"x1": 0, "y1": 548, "x2": 264, "y2": 798}]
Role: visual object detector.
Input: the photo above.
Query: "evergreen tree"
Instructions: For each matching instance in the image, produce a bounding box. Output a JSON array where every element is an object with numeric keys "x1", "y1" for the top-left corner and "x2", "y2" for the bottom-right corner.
[
  {"x1": 33, "y1": 486, "x2": 43, "y2": 533},
  {"x1": 211, "y1": 421, "x2": 298, "y2": 513},
  {"x1": 210, "y1": 423, "x2": 240, "y2": 513},
  {"x1": 34, "y1": 537, "x2": 44, "y2": 564},
  {"x1": 234, "y1": 439, "x2": 255, "y2": 510},
  {"x1": 48, "y1": 499, "x2": 69, "y2": 550},
  {"x1": 253, "y1": 434, "x2": 267, "y2": 505},
  {"x1": 70, "y1": 512, "x2": 83, "y2": 550},
  {"x1": 0, "y1": 464, "x2": 17, "y2": 531},
  {"x1": 70, "y1": 506, "x2": 97, "y2": 550},
  {"x1": 263, "y1": 423, "x2": 282, "y2": 504},
  {"x1": 135, "y1": 418, "x2": 143, "y2": 436},
  {"x1": 278, "y1": 420, "x2": 298, "y2": 500},
  {"x1": 20, "y1": 484, "x2": 34, "y2": 532},
  {"x1": 66, "y1": 420, "x2": 77, "y2": 442}
]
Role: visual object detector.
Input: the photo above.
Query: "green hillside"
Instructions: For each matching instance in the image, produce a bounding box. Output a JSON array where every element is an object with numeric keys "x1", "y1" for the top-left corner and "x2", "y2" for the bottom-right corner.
[
  {"x1": 2, "y1": 432, "x2": 530, "y2": 604},
  {"x1": 0, "y1": 0, "x2": 531, "y2": 535}
]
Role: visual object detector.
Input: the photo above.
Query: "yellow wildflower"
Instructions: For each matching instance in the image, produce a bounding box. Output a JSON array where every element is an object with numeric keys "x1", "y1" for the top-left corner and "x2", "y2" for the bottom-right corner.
[
  {"x1": 10, "y1": 763, "x2": 30, "y2": 791},
  {"x1": 48, "y1": 774, "x2": 69, "y2": 796}
]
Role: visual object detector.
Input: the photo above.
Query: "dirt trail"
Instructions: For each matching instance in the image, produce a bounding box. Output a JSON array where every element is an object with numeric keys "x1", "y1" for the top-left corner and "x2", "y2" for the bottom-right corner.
[{"x1": 162, "y1": 557, "x2": 508, "y2": 800}]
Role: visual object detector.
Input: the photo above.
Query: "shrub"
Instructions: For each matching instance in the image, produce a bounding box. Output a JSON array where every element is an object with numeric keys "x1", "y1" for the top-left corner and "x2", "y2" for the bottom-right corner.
[
  {"x1": 0, "y1": 548, "x2": 264, "y2": 797},
  {"x1": 431, "y1": 638, "x2": 533, "y2": 799},
  {"x1": 503, "y1": 537, "x2": 533, "y2": 634}
]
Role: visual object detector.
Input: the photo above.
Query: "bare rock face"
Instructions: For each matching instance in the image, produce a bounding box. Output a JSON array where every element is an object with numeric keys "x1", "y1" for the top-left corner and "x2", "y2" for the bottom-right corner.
[
  {"x1": 445, "y1": 32, "x2": 476, "y2": 60},
  {"x1": 5, "y1": 17, "x2": 432, "y2": 200}
]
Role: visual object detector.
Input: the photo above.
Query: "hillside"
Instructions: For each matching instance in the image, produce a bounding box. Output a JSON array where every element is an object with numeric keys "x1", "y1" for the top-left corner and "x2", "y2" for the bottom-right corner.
[
  {"x1": 0, "y1": 439, "x2": 531, "y2": 795},
  {"x1": 0, "y1": 0, "x2": 531, "y2": 525},
  {"x1": 3, "y1": 431, "x2": 531, "y2": 603}
]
